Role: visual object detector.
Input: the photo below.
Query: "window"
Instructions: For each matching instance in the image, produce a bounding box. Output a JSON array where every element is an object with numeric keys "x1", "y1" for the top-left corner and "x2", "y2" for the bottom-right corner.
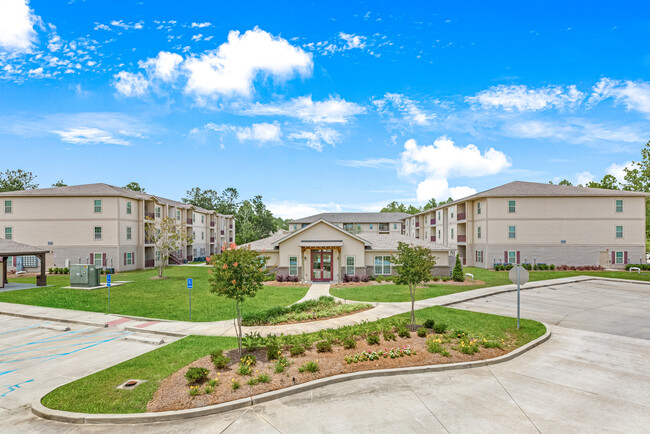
[
  {"x1": 156, "y1": 250, "x2": 161, "y2": 262},
  {"x1": 293, "y1": 224, "x2": 298, "y2": 230},
  {"x1": 615, "y1": 251, "x2": 624, "y2": 264},
  {"x1": 23, "y1": 255, "x2": 38, "y2": 268},
  {"x1": 508, "y1": 200, "x2": 516, "y2": 213},
  {"x1": 451, "y1": 228, "x2": 454, "y2": 239},
  {"x1": 4, "y1": 200, "x2": 11, "y2": 214},
  {"x1": 126, "y1": 252, "x2": 133, "y2": 265},
  {"x1": 451, "y1": 210, "x2": 454, "y2": 219},
  {"x1": 616, "y1": 200, "x2": 623, "y2": 213},
  {"x1": 126, "y1": 227, "x2": 132, "y2": 240},
  {"x1": 616, "y1": 225, "x2": 623, "y2": 238},
  {"x1": 374, "y1": 255, "x2": 391, "y2": 275},
  {"x1": 477, "y1": 202, "x2": 481, "y2": 215},
  {"x1": 94, "y1": 199, "x2": 102, "y2": 213},
  {"x1": 394, "y1": 223, "x2": 397, "y2": 229},
  {"x1": 346, "y1": 256, "x2": 355, "y2": 275},
  {"x1": 425, "y1": 216, "x2": 428, "y2": 224},
  {"x1": 94, "y1": 253, "x2": 103, "y2": 266},
  {"x1": 4, "y1": 227, "x2": 12, "y2": 240},
  {"x1": 201, "y1": 231, "x2": 204, "y2": 240},
  {"x1": 94, "y1": 226, "x2": 102, "y2": 240},
  {"x1": 155, "y1": 207, "x2": 161, "y2": 218},
  {"x1": 476, "y1": 250, "x2": 483, "y2": 263},
  {"x1": 508, "y1": 251, "x2": 516, "y2": 264},
  {"x1": 378, "y1": 223, "x2": 389, "y2": 232},
  {"x1": 369, "y1": 224, "x2": 373, "y2": 229},
  {"x1": 201, "y1": 215, "x2": 204, "y2": 223},
  {"x1": 477, "y1": 226, "x2": 482, "y2": 239},
  {"x1": 176, "y1": 210, "x2": 181, "y2": 221},
  {"x1": 193, "y1": 231, "x2": 196, "y2": 239},
  {"x1": 126, "y1": 201, "x2": 132, "y2": 214},
  {"x1": 289, "y1": 256, "x2": 298, "y2": 276},
  {"x1": 438, "y1": 229, "x2": 441, "y2": 239},
  {"x1": 508, "y1": 225, "x2": 516, "y2": 239},
  {"x1": 193, "y1": 213, "x2": 196, "y2": 222},
  {"x1": 438, "y1": 211, "x2": 441, "y2": 220}
]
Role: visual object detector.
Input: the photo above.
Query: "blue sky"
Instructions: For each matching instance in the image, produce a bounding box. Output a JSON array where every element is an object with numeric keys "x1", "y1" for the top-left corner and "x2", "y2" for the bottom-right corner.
[{"x1": 1, "y1": 0, "x2": 649, "y2": 218}]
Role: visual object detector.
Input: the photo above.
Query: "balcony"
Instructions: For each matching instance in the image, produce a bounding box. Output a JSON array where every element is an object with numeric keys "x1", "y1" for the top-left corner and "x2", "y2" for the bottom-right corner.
[
  {"x1": 145, "y1": 259, "x2": 155, "y2": 268},
  {"x1": 457, "y1": 212, "x2": 466, "y2": 221},
  {"x1": 210, "y1": 222, "x2": 215, "y2": 227},
  {"x1": 457, "y1": 235, "x2": 466, "y2": 243},
  {"x1": 430, "y1": 236, "x2": 436, "y2": 242},
  {"x1": 145, "y1": 236, "x2": 154, "y2": 245},
  {"x1": 415, "y1": 221, "x2": 420, "y2": 228},
  {"x1": 221, "y1": 230, "x2": 225, "y2": 235},
  {"x1": 210, "y1": 237, "x2": 215, "y2": 243},
  {"x1": 187, "y1": 218, "x2": 193, "y2": 225},
  {"x1": 145, "y1": 212, "x2": 155, "y2": 219},
  {"x1": 229, "y1": 224, "x2": 233, "y2": 229},
  {"x1": 430, "y1": 218, "x2": 436, "y2": 225},
  {"x1": 187, "y1": 255, "x2": 193, "y2": 262}
]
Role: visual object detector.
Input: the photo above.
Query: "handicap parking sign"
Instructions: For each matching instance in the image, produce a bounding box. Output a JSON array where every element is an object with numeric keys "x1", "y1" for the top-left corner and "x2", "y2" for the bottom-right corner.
[
  {"x1": 187, "y1": 278, "x2": 193, "y2": 289},
  {"x1": 107, "y1": 274, "x2": 111, "y2": 287}
]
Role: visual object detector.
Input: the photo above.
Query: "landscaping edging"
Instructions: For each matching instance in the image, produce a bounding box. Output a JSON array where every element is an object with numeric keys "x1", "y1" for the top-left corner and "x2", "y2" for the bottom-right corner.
[{"x1": 31, "y1": 323, "x2": 551, "y2": 425}]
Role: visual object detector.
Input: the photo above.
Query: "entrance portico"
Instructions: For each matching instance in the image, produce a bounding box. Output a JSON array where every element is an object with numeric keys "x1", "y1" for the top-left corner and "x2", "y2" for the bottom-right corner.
[{"x1": 300, "y1": 241, "x2": 343, "y2": 283}]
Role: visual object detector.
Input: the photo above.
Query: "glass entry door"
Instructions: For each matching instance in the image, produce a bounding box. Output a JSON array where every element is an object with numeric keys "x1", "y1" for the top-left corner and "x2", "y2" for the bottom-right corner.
[{"x1": 311, "y1": 249, "x2": 333, "y2": 281}]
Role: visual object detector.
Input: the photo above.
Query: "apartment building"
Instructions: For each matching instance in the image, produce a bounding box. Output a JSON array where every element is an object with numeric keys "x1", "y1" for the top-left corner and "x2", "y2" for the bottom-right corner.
[
  {"x1": 289, "y1": 212, "x2": 409, "y2": 235},
  {"x1": 403, "y1": 181, "x2": 649, "y2": 269},
  {"x1": 0, "y1": 183, "x2": 235, "y2": 272}
]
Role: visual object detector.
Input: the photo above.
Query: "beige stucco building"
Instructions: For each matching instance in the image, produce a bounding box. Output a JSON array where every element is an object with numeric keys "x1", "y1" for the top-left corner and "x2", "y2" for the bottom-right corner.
[
  {"x1": 403, "y1": 181, "x2": 649, "y2": 269},
  {"x1": 244, "y1": 218, "x2": 451, "y2": 283},
  {"x1": 0, "y1": 183, "x2": 235, "y2": 272}
]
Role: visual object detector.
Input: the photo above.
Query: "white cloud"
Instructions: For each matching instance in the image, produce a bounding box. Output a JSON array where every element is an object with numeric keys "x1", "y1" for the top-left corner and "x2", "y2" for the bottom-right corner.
[
  {"x1": 288, "y1": 127, "x2": 340, "y2": 151},
  {"x1": 575, "y1": 171, "x2": 594, "y2": 185},
  {"x1": 113, "y1": 71, "x2": 149, "y2": 97},
  {"x1": 339, "y1": 32, "x2": 366, "y2": 50},
  {"x1": 51, "y1": 127, "x2": 131, "y2": 146},
  {"x1": 183, "y1": 27, "x2": 312, "y2": 99},
  {"x1": 0, "y1": 0, "x2": 40, "y2": 53},
  {"x1": 191, "y1": 34, "x2": 202, "y2": 41},
  {"x1": 236, "y1": 122, "x2": 281, "y2": 143},
  {"x1": 191, "y1": 22, "x2": 212, "y2": 28},
  {"x1": 466, "y1": 84, "x2": 584, "y2": 111},
  {"x1": 399, "y1": 137, "x2": 511, "y2": 202},
  {"x1": 139, "y1": 51, "x2": 183, "y2": 82},
  {"x1": 374, "y1": 93, "x2": 433, "y2": 126},
  {"x1": 606, "y1": 161, "x2": 635, "y2": 181},
  {"x1": 336, "y1": 158, "x2": 396, "y2": 169},
  {"x1": 588, "y1": 78, "x2": 650, "y2": 118},
  {"x1": 241, "y1": 95, "x2": 365, "y2": 123},
  {"x1": 504, "y1": 119, "x2": 648, "y2": 146},
  {"x1": 267, "y1": 200, "x2": 344, "y2": 219},
  {"x1": 109, "y1": 20, "x2": 144, "y2": 30}
]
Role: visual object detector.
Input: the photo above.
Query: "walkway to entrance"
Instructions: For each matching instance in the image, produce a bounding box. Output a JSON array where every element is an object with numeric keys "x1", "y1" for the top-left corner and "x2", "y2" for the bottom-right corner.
[{"x1": 292, "y1": 282, "x2": 332, "y2": 305}]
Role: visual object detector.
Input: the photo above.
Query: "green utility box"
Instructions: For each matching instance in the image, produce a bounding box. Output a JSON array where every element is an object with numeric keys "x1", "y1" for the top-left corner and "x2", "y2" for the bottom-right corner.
[{"x1": 70, "y1": 264, "x2": 100, "y2": 288}]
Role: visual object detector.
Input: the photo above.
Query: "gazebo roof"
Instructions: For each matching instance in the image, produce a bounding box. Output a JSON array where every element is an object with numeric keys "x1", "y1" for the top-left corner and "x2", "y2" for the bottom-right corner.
[{"x1": 0, "y1": 239, "x2": 49, "y2": 257}]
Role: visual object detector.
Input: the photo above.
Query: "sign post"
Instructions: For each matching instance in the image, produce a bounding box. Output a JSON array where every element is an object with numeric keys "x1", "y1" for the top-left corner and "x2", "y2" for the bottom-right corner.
[
  {"x1": 187, "y1": 278, "x2": 193, "y2": 321},
  {"x1": 508, "y1": 265, "x2": 529, "y2": 329},
  {"x1": 106, "y1": 274, "x2": 111, "y2": 312}
]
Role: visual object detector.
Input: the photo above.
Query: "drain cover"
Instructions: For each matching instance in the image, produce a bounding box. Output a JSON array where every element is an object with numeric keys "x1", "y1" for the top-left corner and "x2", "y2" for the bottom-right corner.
[{"x1": 116, "y1": 379, "x2": 147, "y2": 390}]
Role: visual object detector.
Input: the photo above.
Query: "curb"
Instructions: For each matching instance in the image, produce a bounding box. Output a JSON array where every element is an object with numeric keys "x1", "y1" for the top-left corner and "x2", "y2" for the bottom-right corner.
[
  {"x1": 0, "y1": 310, "x2": 109, "y2": 329},
  {"x1": 31, "y1": 323, "x2": 551, "y2": 425}
]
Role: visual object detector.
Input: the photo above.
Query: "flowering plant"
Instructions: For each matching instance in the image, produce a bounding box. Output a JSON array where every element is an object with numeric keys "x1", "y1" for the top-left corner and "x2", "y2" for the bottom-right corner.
[{"x1": 344, "y1": 346, "x2": 416, "y2": 364}]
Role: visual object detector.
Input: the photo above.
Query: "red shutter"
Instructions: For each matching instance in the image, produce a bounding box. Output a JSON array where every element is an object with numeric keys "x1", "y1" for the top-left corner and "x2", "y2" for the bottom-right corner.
[
  {"x1": 624, "y1": 251, "x2": 628, "y2": 264},
  {"x1": 102, "y1": 253, "x2": 107, "y2": 267},
  {"x1": 475, "y1": 250, "x2": 478, "y2": 262},
  {"x1": 516, "y1": 251, "x2": 520, "y2": 264},
  {"x1": 13, "y1": 257, "x2": 16, "y2": 266},
  {"x1": 90, "y1": 253, "x2": 93, "y2": 265},
  {"x1": 124, "y1": 253, "x2": 127, "y2": 265},
  {"x1": 611, "y1": 251, "x2": 615, "y2": 264},
  {"x1": 504, "y1": 251, "x2": 508, "y2": 264}
]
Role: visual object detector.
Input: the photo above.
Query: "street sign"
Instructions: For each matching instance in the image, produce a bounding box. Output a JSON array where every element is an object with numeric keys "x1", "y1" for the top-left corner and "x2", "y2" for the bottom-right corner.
[
  {"x1": 106, "y1": 274, "x2": 111, "y2": 287},
  {"x1": 106, "y1": 274, "x2": 111, "y2": 312},
  {"x1": 508, "y1": 265, "x2": 529, "y2": 329},
  {"x1": 187, "y1": 278, "x2": 193, "y2": 289}
]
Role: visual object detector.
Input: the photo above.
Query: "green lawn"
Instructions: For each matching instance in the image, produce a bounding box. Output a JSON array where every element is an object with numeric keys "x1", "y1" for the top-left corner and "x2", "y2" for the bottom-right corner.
[
  {"x1": 330, "y1": 267, "x2": 650, "y2": 303},
  {"x1": 40, "y1": 306, "x2": 545, "y2": 414},
  {"x1": 0, "y1": 266, "x2": 308, "y2": 322}
]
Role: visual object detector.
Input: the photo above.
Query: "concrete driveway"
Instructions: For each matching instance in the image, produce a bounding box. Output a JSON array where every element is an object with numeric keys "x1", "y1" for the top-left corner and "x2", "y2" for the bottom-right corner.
[
  {"x1": 0, "y1": 315, "x2": 177, "y2": 432},
  {"x1": 6, "y1": 278, "x2": 650, "y2": 433}
]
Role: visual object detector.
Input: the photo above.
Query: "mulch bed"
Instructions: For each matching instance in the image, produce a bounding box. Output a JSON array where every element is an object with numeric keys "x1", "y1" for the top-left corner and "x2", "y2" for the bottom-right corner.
[
  {"x1": 332, "y1": 279, "x2": 486, "y2": 288},
  {"x1": 260, "y1": 305, "x2": 375, "y2": 326},
  {"x1": 148, "y1": 333, "x2": 509, "y2": 412}
]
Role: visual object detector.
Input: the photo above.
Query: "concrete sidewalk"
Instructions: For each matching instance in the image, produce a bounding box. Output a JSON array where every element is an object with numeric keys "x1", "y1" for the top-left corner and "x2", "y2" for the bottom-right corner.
[{"x1": 0, "y1": 275, "x2": 605, "y2": 338}]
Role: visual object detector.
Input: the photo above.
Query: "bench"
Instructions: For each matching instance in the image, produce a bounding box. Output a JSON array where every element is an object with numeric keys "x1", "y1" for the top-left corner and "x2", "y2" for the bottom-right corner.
[{"x1": 629, "y1": 267, "x2": 641, "y2": 274}]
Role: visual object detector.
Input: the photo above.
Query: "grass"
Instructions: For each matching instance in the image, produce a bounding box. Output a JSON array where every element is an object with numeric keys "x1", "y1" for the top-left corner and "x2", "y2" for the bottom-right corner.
[
  {"x1": 330, "y1": 267, "x2": 650, "y2": 302},
  {"x1": 0, "y1": 266, "x2": 308, "y2": 322},
  {"x1": 40, "y1": 305, "x2": 544, "y2": 414}
]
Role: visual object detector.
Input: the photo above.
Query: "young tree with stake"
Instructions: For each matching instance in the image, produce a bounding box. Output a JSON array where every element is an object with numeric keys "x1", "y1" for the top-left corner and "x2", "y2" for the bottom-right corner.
[
  {"x1": 145, "y1": 216, "x2": 193, "y2": 278},
  {"x1": 391, "y1": 242, "x2": 437, "y2": 330}
]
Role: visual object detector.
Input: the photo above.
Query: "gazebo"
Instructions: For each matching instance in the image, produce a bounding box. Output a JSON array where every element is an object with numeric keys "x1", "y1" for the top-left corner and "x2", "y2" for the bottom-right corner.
[{"x1": 0, "y1": 239, "x2": 50, "y2": 288}]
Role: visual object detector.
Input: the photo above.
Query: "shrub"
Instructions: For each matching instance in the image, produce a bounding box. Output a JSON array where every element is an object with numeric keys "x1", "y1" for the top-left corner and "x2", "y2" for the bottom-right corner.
[
  {"x1": 426, "y1": 337, "x2": 445, "y2": 354},
  {"x1": 382, "y1": 330, "x2": 396, "y2": 341},
  {"x1": 48, "y1": 268, "x2": 53, "y2": 274},
  {"x1": 204, "y1": 385, "x2": 214, "y2": 394},
  {"x1": 417, "y1": 327, "x2": 428, "y2": 338},
  {"x1": 316, "y1": 340, "x2": 332, "y2": 352},
  {"x1": 298, "y1": 360, "x2": 320, "y2": 373},
  {"x1": 342, "y1": 337, "x2": 356, "y2": 349},
  {"x1": 63, "y1": 267, "x2": 69, "y2": 274},
  {"x1": 458, "y1": 337, "x2": 480, "y2": 355},
  {"x1": 398, "y1": 327, "x2": 411, "y2": 338},
  {"x1": 522, "y1": 263, "x2": 532, "y2": 271},
  {"x1": 231, "y1": 379, "x2": 240, "y2": 390},
  {"x1": 366, "y1": 334, "x2": 380, "y2": 345},
  {"x1": 423, "y1": 319, "x2": 435, "y2": 329},
  {"x1": 236, "y1": 364, "x2": 252, "y2": 376},
  {"x1": 482, "y1": 339, "x2": 504, "y2": 349},
  {"x1": 276, "y1": 274, "x2": 285, "y2": 282},
  {"x1": 441, "y1": 276, "x2": 450, "y2": 282},
  {"x1": 185, "y1": 367, "x2": 209, "y2": 385},
  {"x1": 257, "y1": 373, "x2": 271, "y2": 383},
  {"x1": 550, "y1": 264, "x2": 555, "y2": 270},
  {"x1": 240, "y1": 354, "x2": 256, "y2": 366},
  {"x1": 431, "y1": 276, "x2": 440, "y2": 281},
  {"x1": 441, "y1": 349, "x2": 451, "y2": 357},
  {"x1": 452, "y1": 254, "x2": 464, "y2": 282},
  {"x1": 267, "y1": 343, "x2": 282, "y2": 361},
  {"x1": 211, "y1": 350, "x2": 230, "y2": 369},
  {"x1": 208, "y1": 378, "x2": 218, "y2": 387},
  {"x1": 247, "y1": 377, "x2": 259, "y2": 386},
  {"x1": 274, "y1": 356, "x2": 289, "y2": 373},
  {"x1": 433, "y1": 323, "x2": 448, "y2": 334},
  {"x1": 289, "y1": 344, "x2": 305, "y2": 356},
  {"x1": 242, "y1": 332, "x2": 263, "y2": 352}
]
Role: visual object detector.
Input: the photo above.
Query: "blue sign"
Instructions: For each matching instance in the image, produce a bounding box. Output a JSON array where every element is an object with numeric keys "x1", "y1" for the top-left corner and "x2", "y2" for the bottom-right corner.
[
  {"x1": 106, "y1": 274, "x2": 111, "y2": 287},
  {"x1": 187, "y1": 278, "x2": 193, "y2": 289}
]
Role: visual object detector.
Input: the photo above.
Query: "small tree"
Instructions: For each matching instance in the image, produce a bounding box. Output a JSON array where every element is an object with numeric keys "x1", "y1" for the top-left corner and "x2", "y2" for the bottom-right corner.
[
  {"x1": 0, "y1": 169, "x2": 38, "y2": 192},
  {"x1": 145, "y1": 216, "x2": 193, "y2": 278},
  {"x1": 452, "y1": 254, "x2": 465, "y2": 282},
  {"x1": 209, "y1": 244, "x2": 268, "y2": 357},
  {"x1": 391, "y1": 242, "x2": 437, "y2": 330},
  {"x1": 124, "y1": 181, "x2": 146, "y2": 192}
]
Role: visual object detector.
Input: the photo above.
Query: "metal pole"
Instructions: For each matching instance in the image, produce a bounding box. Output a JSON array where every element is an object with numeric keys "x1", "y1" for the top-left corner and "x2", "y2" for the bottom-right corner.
[
  {"x1": 108, "y1": 286, "x2": 110, "y2": 312},
  {"x1": 516, "y1": 266, "x2": 520, "y2": 329},
  {"x1": 189, "y1": 287, "x2": 192, "y2": 321}
]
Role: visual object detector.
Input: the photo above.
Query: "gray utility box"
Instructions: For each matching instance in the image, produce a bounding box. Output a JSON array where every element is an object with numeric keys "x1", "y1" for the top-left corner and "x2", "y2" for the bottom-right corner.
[{"x1": 70, "y1": 264, "x2": 100, "y2": 287}]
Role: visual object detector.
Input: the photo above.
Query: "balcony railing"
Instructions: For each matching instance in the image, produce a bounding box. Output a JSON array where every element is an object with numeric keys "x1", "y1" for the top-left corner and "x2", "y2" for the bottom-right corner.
[
  {"x1": 187, "y1": 218, "x2": 193, "y2": 225},
  {"x1": 210, "y1": 237, "x2": 215, "y2": 243},
  {"x1": 430, "y1": 219, "x2": 436, "y2": 225},
  {"x1": 210, "y1": 222, "x2": 215, "y2": 227},
  {"x1": 415, "y1": 222, "x2": 420, "y2": 228},
  {"x1": 187, "y1": 255, "x2": 193, "y2": 262},
  {"x1": 144, "y1": 259, "x2": 155, "y2": 268},
  {"x1": 221, "y1": 230, "x2": 225, "y2": 235},
  {"x1": 229, "y1": 224, "x2": 233, "y2": 229},
  {"x1": 457, "y1": 212, "x2": 466, "y2": 221},
  {"x1": 145, "y1": 212, "x2": 155, "y2": 219},
  {"x1": 430, "y1": 236, "x2": 436, "y2": 242},
  {"x1": 457, "y1": 235, "x2": 466, "y2": 243}
]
